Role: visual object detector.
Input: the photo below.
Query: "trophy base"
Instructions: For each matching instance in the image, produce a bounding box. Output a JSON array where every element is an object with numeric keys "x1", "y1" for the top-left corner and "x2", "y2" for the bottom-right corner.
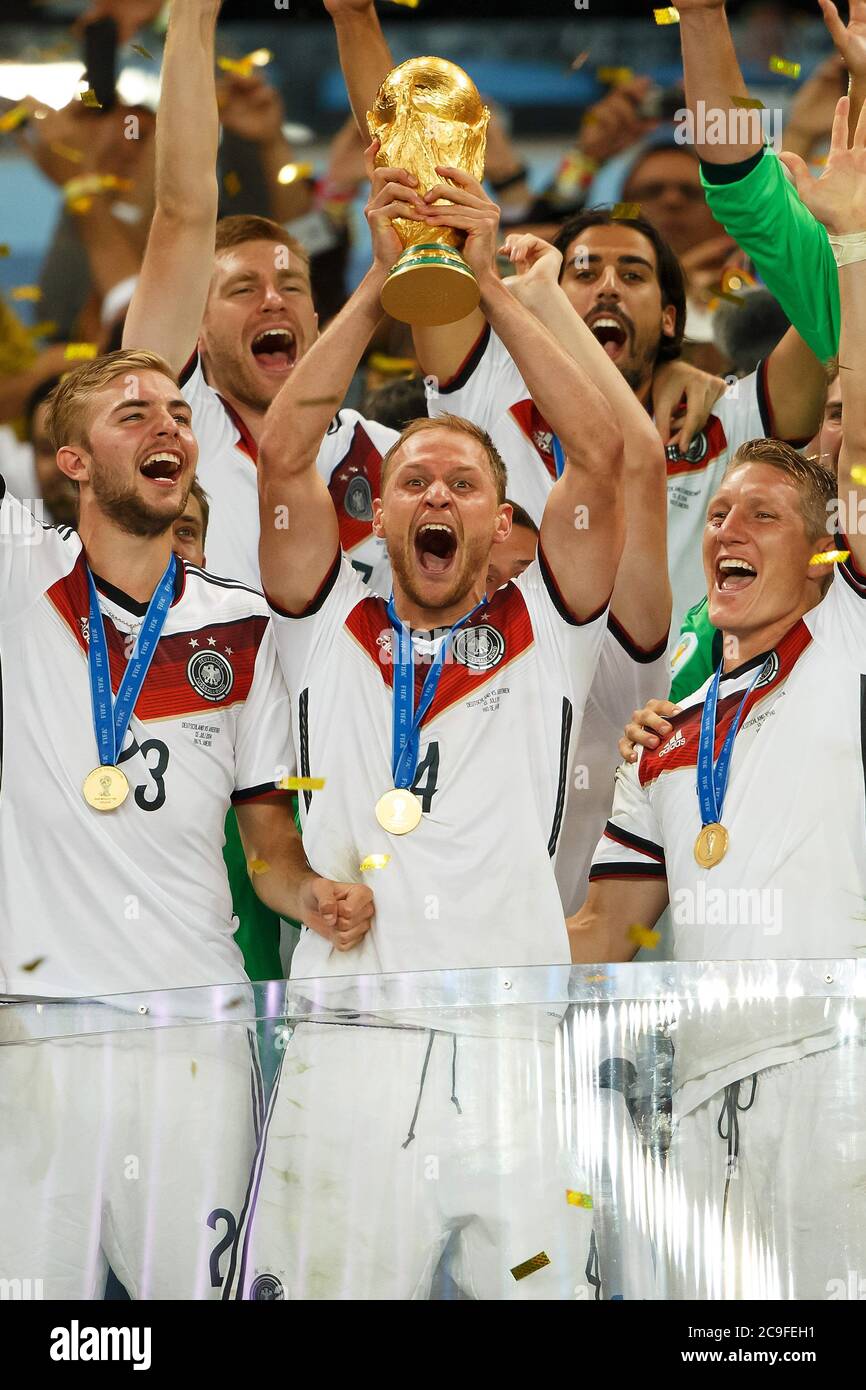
[{"x1": 380, "y1": 244, "x2": 480, "y2": 327}]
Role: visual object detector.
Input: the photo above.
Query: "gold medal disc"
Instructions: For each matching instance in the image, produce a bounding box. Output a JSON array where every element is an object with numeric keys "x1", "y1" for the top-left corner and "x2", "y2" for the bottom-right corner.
[
  {"x1": 694, "y1": 822, "x2": 729, "y2": 869},
  {"x1": 83, "y1": 765, "x2": 130, "y2": 812},
  {"x1": 375, "y1": 788, "x2": 423, "y2": 835}
]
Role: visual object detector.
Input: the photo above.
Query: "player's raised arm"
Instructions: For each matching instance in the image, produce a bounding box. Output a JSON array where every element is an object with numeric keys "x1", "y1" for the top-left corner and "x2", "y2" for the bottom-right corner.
[
  {"x1": 424, "y1": 172, "x2": 623, "y2": 620},
  {"x1": 503, "y1": 232, "x2": 670, "y2": 651},
  {"x1": 323, "y1": 0, "x2": 394, "y2": 140},
  {"x1": 677, "y1": 0, "x2": 762, "y2": 166},
  {"x1": 122, "y1": 0, "x2": 221, "y2": 371},
  {"x1": 258, "y1": 164, "x2": 415, "y2": 613}
]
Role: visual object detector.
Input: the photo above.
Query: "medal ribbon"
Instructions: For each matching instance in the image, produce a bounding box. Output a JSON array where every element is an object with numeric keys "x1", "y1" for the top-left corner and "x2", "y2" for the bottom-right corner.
[
  {"x1": 551, "y1": 433, "x2": 566, "y2": 479},
  {"x1": 696, "y1": 657, "x2": 768, "y2": 827},
  {"x1": 86, "y1": 555, "x2": 176, "y2": 767},
  {"x1": 386, "y1": 594, "x2": 484, "y2": 790}
]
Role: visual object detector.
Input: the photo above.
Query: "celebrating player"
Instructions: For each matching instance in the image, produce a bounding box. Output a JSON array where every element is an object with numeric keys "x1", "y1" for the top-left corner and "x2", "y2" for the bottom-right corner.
[
  {"x1": 0, "y1": 348, "x2": 373, "y2": 1299},
  {"x1": 570, "y1": 97, "x2": 866, "y2": 1300},
  {"x1": 122, "y1": 0, "x2": 398, "y2": 591},
  {"x1": 224, "y1": 154, "x2": 626, "y2": 1301}
]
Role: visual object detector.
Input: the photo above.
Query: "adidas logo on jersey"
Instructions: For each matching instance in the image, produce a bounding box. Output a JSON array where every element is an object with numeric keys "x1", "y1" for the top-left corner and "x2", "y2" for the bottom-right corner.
[{"x1": 658, "y1": 729, "x2": 686, "y2": 758}]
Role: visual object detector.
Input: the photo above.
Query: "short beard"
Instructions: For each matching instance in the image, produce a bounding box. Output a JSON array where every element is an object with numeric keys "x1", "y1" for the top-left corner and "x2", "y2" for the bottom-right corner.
[
  {"x1": 619, "y1": 336, "x2": 659, "y2": 395},
  {"x1": 206, "y1": 345, "x2": 277, "y2": 415},
  {"x1": 388, "y1": 530, "x2": 489, "y2": 616},
  {"x1": 90, "y1": 465, "x2": 190, "y2": 539}
]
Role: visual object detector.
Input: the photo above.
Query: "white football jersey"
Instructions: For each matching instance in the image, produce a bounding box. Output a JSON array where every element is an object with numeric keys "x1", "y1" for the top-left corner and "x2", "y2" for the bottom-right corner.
[
  {"x1": 180, "y1": 354, "x2": 397, "y2": 591},
  {"x1": 268, "y1": 551, "x2": 609, "y2": 979},
  {"x1": 429, "y1": 326, "x2": 772, "y2": 636},
  {"x1": 589, "y1": 556, "x2": 866, "y2": 1112},
  {"x1": 0, "y1": 479, "x2": 293, "y2": 999}
]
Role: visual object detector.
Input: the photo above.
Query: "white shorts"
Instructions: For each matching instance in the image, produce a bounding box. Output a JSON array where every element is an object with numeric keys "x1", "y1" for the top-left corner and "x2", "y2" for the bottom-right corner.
[
  {"x1": 0, "y1": 1009, "x2": 262, "y2": 1299},
  {"x1": 225, "y1": 1021, "x2": 657, "y2": 1301},
  {"x1": 664, "y1": 1040, "x2": 866, "y2": 1300}
]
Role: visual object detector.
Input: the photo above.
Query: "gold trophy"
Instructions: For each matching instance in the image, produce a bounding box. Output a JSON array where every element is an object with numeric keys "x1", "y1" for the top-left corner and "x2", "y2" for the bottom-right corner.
[{"x1": 367, "y1": 57, "x2": 489, "y2": 327}]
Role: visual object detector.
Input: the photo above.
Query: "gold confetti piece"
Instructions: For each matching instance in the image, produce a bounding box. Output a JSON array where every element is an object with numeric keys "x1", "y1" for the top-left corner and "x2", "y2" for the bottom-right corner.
[
  {"x1": 585, "y1": 973, "x2": 606, "y2": 983},
  {"x1": 21, "y1": 956, "x2": 46, "y2": 973},
  {"x1": 851, "y1": 466, "x2": 866, "y2": 485},
  {"x1": 223, "y1": 171, "x2": 242, "y2": 197},
  {"x1": 612, "y1": 203, "x2": 640, "y2": 220},
  {"x1": 708, "y1": 285, "x2": 746, "y2": 307},
  {"x1": 30, "y1": 321, "x2": 58, "y2": 338},
  {"x1": 0, "y1": 104, "x2": 30, "y2": 134},
  {"x1": 79, "y1": 88, "x2": 103, "y2": 109},
  {"x1": 64, "y1": 343, "x2": 98, "y2": 360},
  {"x1": 566, "y1": 1189, "x2": 594, "y2": 1209},
  {"x1": 571, "y1": 51, "x2": 590, "y2": 72},
  {"x1": 280, "y1": 776, "x2": 326, "y2": 791},
  {"x1": 511, "y1": 1252, "x2": 551, "y2": 1282},
  {"x1": 297, "y1": 396, "x2": 342, "y2": 407},
  {"x1": 597, "y1": 67, "x2": 634, "y2": 86},
  {"x1": 628, "y1": 923, "x2": 661, "y2": 949},
  {"x1": 386, "y1": 0, "x2": 420, "y2": 7},
  {"x1": 11, "y1": 286, "x2": 41, "y2": 302},
  {"x1": 654, "y1": 6, "x2": 680, "y2": 23},
  {"x1": 217, "y1": 56, "x2": 250, "y2": 76},
  {"x1": 769, "y1": 56, "x2": 801, "y2": 80},
  {"x1": 731, "y1": 94, "x2": 765, "y2": 110},
  {"x1": 69, "y1": 197, "x2": 94, "y2": 216},
  {"x1": 247, "y1": 857, "x2": 271, "y2": 875},
  {"x1": 248, "y1": 48, "x2": 273, "y2": 67},
  {"x1": 277, "y1": 162, "x2": 314, "y2": 185},
  {"x1": 191, "y1": 1060, "x2": 198, "y2": 1077},
  {"x1": 809, "y1": 549, "x2": 849, "y2": 566},
  {"x1": 360, "y1": 854, "x2": 391, "y2": 871},
  {"x1": 0, "y1": 245, "x2": 8, "y2": 257},
  {"x1": 130, "y1": 43, "x2": 154, "y2": 60},
  {"x1": 49, "y1": 142, "x2": 84, "y2": 163}
]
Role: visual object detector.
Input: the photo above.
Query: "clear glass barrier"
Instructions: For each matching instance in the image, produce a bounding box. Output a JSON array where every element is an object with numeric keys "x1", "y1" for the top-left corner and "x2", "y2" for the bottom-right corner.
[{"x1": 2, "y1": 960, "x2": 864, "y2": 1301}]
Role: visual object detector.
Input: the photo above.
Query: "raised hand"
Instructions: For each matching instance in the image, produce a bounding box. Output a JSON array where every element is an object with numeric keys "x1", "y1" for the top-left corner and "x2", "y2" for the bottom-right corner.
[
  {"x1": 780, "y1": 95, "x2": 866, "y2": 233},
  {"x1": 500, "y1": 232, "x2": 563, "y2": 287},
  {"x1": 819, "y1": 0, "x2": 866, "y2": 79},
  {"x1": 363, "y1": 141, "x2": 427, "y2": 272},
  {"x1": 420, "y1": 166, "x2": 501, "y2": 281},
  {"x1": 216, "y1": 74, "x2": 285, "y2": 146}
]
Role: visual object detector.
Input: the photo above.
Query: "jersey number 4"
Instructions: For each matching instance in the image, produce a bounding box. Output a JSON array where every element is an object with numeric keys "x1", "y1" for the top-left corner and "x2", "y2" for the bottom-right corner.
[{"x1": 410, "y1": 742, "x2": 439, "y2": 813}]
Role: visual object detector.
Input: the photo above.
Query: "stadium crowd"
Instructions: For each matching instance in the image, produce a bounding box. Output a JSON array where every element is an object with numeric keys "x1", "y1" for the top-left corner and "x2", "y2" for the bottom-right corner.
[{"x1": 1, "y1": 0, "x2": 866, "y2": 1302}]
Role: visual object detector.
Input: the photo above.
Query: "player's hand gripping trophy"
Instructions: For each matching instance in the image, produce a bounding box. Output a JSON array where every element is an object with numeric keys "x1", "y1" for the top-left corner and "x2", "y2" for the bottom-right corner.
[{"x1": 367, "y1": 57, "x2": 489, "y2": 326}]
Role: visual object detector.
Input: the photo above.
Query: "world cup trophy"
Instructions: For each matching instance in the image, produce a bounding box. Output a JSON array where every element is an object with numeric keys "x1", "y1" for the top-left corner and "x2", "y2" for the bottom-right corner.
[{"x1": 367, "y1": 57, "x2": 490, "y2": 327}]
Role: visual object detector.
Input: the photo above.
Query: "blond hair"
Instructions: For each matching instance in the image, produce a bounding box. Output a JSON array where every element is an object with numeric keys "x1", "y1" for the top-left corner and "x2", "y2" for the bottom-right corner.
[
  {"x1": 44, "y1": 348, "x2": 178, "y2": 453},
  {"x1": 726, "y1": 438, "x2": 837, "y2": 542},
  {"x1": 379, "y1": 413, "x2": 508, "y2": 503}
]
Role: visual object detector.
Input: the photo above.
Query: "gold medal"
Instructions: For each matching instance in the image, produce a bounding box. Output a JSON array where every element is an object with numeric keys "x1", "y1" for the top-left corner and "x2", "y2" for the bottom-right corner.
[
  {"x1": 375, "y1": 788, "x2": 423, "y2": 835},
  {"x1": 694, "y1": 822, "x2": 729, "y2": 868},
  {"x1": 83, "y1": 765, "x2": 130, "y2": 812}
]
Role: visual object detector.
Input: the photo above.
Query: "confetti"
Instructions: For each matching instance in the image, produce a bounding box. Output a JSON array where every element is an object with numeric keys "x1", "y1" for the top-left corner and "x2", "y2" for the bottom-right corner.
[
  {"x1": 49, "y1": 142, "x2": 84, "y2": 163},
  {"x1": 585, "y1": 973, "x2": 606, "y2": 983},
  {"x1": 566, "y1": 1189, "x2": 594, "y2": 1209},
  {"x1": 223, "y1": 171, "x2": 242, "y2": 197},
  {"x1": 809, "y1": 549, "x2": 849, "y2": 566},
  {"x1": 279, "y1": 776, "x2": 326, "y2": 791},
  {"x1": 571, "y1": 51, "x2": 590, "y2": 72},
  {"x1": 21, "y1": 956, "x2": 46, "y2": 973},
  {"x1": 218, "y1": 49, "x2": 272, "y2": 78},
  {"x1": 0, "y1": 104, "x2": 30, "y2": 134},
  {"x1": 79, "y1": 88, "x2": 103, "y2": 109},
  {"x1": 30, "y1": 320, "x2": 58, "y2": 338},
  {"x1": 612, "y1": 203, "x2": 640, "y2": 220},
  {"x1": 297, "y1": 396, "x2": 342, "y2": 407},
  {"x1": 654, "y1": 6, "x2": 680, "y2": 23},
  {"x1": 597, "y1": 67, "x2": 634, "y2": 86},
  {"x1": 64, "y1": 343, "x2": 98, "y2": 360},
  {"x1": 130, "y1": 43, "x2": 154, "y2": 61},
  {"x1": 851, "y1": 466, "x2": 866, "y2": 485},
  {"x1": 628, "y1": 924, "x2": 661, "y2": 949},
  {"x1": 247, "y1": 857, "x2": 270, "y2": 875},
  {"x1": 709, "y1": 286, "x2": 746, "y2": 307},
  {"x1": 769, "y1": 56, "x2": 801, "y2": 80},
  {"x1": 731, "y1": 94, "x2": 765, "y2": 110},
  {"x1": 11, "y1": 286, "x2": 41, "y2": 302},
  {"x1": 191, "y1": 1060, "x2": 198, "y2": 1077},
  {"x1": 360, "y1": 854, "x2": 391, "y2": 871},
  {"x1": 386, "y1": 0, "x2": 420, "y2": 7},
  {"x1": 511, "y1": 1252, "x2": 551, "y2": 1282},
  {"x1": 248, "y1": 48, "x2": 273, "y2": 67},
  {"x1": 0, "y1": 245, "x2": 8, "y2": 257},
  {"x1": 277, "y1": 162, "x2": 314, "y2": 185}
]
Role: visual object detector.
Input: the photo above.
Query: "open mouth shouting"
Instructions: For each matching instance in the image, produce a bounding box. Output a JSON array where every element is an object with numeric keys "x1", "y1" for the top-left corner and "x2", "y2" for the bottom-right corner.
[
  {"x1": 586, "y1": 311, "x2": 630, "y2": 361},
  {"x1": 139, "y1": 450, "x2": 184, "y2": 488},
  {"x1": 250, "y1": 326, "x2": 298, "y2": 373},
  {"x1": 715, "y1": 555, "x2": 758, "y2": 594},
  {"x1": 414, "y1": 521, "x2": 458, "y2": 576}
]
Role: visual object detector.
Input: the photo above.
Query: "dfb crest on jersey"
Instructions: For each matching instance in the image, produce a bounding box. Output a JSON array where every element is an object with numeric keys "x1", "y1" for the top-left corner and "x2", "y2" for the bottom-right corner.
[
  {"x1": 187, "y1": 649, "x2": 234, "y2": 702},
  {"x1": 754, "y1": 650, "x2": 780, "y2": 689},
  {"x1": 452, "y1": 624, "x2": 505, "y2": 672},
  {"x1": 683, "y1": 431, "x2": 708, "y2": 464},
  {"x1": 249, "y1": 1273, "x2": 285, "y2": 1301},
  {"x1": 344, "y1": 476, "x2": 373, "y2": 521}
]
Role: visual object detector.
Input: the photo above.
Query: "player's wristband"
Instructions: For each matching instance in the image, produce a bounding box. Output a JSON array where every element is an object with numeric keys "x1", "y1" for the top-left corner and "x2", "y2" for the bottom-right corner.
[
  {"x1": 489, "y1": 166, "x2": 528, "y2": 193},
  {"x1": 828, "y1": 231, "x2": 866, "y2": 268},
  {"x1": 63, "y1": 174, "x2": 133, "y2": 213}
]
